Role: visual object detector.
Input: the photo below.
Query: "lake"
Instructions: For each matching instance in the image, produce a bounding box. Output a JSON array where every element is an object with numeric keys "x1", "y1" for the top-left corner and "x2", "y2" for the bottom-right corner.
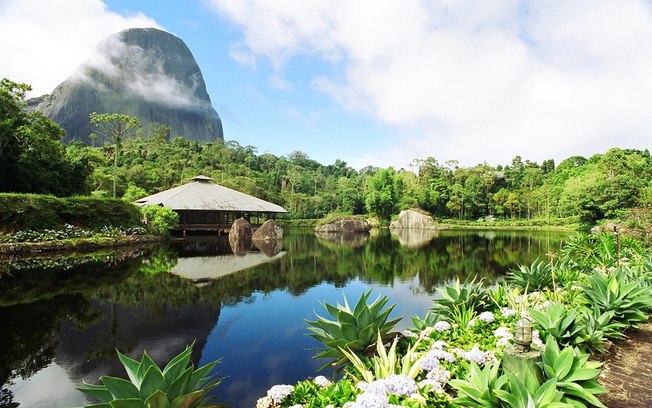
[{"x1": 0, "y1": 228, "x2": 569, "y2": 407}]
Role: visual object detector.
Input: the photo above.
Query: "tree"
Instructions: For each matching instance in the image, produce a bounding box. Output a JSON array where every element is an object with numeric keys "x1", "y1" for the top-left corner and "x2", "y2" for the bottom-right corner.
[
  {"x1": 89, "y1": 112, "x2": 141, "y2": 197},
  {"x1": 364, "y1": 168, "x2": 398, "y2": 220},
  {"x1": 0, "y1": 78, "x2": 92, "y2": 195}
]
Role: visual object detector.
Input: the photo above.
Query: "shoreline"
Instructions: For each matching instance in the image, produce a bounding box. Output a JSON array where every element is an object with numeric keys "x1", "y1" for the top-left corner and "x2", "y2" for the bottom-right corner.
[{"x1": 0, "y1": 234, "x2": 164, "y2": 257}]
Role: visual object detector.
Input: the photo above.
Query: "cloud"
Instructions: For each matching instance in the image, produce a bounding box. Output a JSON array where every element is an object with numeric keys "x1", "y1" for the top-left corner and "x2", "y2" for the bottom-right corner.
[
  {"x1": 76, "y1": 33, "x2": 204, "y2": 109},
  {"x1": 207, "y1": 0, "x2": 652, "y2": 166},
  {"x1": 0, "y1": 0, "x2": 159, "y2": 97}
]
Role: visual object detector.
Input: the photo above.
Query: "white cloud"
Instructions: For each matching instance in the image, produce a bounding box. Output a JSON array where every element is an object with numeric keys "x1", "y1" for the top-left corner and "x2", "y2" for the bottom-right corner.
[
  {"x1": 76, "y1": 33, "x2": 203, "y2": 108},
  {"x1": 0, "y1": 0, "x2": 159, "y2": 96},
  {"x1": 207, "y1": 0, "x2": 652, "y2": 166}
]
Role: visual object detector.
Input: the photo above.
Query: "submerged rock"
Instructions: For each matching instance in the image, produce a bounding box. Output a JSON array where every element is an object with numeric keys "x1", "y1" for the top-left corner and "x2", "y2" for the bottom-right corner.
[
  {"x1": 229, "y1": 218, "x2": 252, "y2": 241},
  {"x1": 252, "y1": 220, "x2": 283, "y2": 241}
]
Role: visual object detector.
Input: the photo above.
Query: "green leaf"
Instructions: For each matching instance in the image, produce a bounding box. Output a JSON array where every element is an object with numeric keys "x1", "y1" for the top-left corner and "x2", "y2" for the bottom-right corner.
[
  {"x1": 139, "y1": 365, "x2": 167, "y2": 401},
  {"x1": 136, "y1": 352, "x2": 158, "y2": 388},
  {"x1": 170, "y1": 391, "x2": 206, "y2": 408},
  {"x1": 553, "y1": 347, "x2": 574, "y2": 380},
  {"x1": 162, "y1": 345, "x2": 193, "y2": 386},
  {"x1": 167, "y1": 366, "x2": 194, "y2": 402},
  {"x1": 117, "y1": 351, "x2": 143, "y2": 387},
  {"x1": 109, "y1": 399, "x2": 146, "y2": 408},
  {"x1": 101, "y1": 376, "x2": 140, "y2": 400},
  {"x1": 77, "y1": 382, "x2": 113, "y2": 403},
  {"x1": 144, "y1": 390, "x2": 170, "y2": 408}
]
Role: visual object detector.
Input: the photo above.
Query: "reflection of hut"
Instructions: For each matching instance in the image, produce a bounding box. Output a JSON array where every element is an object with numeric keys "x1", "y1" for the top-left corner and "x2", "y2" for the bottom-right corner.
[{"x1": 135, "y1": 175, "x2": 287, "y2": 235}]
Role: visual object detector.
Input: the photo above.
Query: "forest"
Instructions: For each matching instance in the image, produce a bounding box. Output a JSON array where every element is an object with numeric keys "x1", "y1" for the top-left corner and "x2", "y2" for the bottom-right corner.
[{"x1": 2, "y1": 78, "x2": 651, "y2": 226}]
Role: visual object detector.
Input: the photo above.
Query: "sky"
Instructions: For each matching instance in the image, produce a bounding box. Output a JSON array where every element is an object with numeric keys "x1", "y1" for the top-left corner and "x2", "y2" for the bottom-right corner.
[{"x1": 1, "y1": 0, "x2": 651, "y2": 170}]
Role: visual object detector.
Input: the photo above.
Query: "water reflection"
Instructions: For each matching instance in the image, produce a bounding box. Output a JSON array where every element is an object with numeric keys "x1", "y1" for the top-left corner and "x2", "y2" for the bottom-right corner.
[
  {"x1": 0, "y1": 229, "x2": 569, "y2": 407},
  {"x1": 315, "y1": 231, "x2": 370, "y2": 247},
  {"x1": 390, "y1": 228, "x2": 439, "y2": 249}
]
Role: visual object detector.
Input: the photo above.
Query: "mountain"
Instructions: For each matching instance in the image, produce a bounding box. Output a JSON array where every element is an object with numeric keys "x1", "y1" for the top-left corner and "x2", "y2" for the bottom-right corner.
[{"x1": 29, "y1": 27, "x2": 223, "y2": 144}]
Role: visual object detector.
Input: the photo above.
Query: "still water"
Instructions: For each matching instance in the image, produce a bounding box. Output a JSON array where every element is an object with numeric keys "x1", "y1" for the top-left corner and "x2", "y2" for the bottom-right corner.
[{"x1": 0, "y1": 228, "x2": 569, "y2": 407}]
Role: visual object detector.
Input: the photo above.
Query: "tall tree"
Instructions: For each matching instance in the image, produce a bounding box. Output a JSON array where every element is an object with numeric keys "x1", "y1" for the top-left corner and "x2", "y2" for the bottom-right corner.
[{"x1": 89, "y1": 112, "x2": 141, "y2": 197}]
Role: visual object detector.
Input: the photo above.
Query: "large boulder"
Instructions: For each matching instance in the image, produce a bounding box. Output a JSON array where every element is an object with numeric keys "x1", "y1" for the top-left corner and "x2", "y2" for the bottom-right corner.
[
  {"x1": 29, "y1": 27, "x2": 223, "y2": 144},
  {"x1": 252, "y1": 220, "x2": 283, "y2": 241},
  {"x1": 229, "y1": 218, "x2": 253, "y2": 240},
  {"x1": 315, "y1": 217, "x2": 371, "y2": 233},
  {"x1": 389, "y1": 209, "x2": 437, "y2": 230}
]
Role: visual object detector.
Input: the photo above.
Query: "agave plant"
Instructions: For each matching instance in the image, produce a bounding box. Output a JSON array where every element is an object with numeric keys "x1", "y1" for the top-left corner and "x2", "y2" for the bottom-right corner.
[
  {"x1": 528, "y1": 302, "x2": 583, "y2": 348},
  {"x1": 579, "y1": 269, "x2": 652, "y2": 327},
  {"x1": 78, "y1": 343, "x2": 223, "y2": 408},
  {"x1": 449, "y1": 362, "x2": 506, "y2": 408},
  {"x1": 306, "y1": 290, "x2": 401, "y2": 370},
  {"x1": 539, "y1": 336, "x2": 606, "y2": 408},
  {"x1": 494, "y1": 374, "x2": 571, "y2": 408},
  {"x1": 574, "y1": 306, "x2": 626, "y2": 354},
  {"x1": 431, "y1": 276, "x2": 488, "y2": 319},
  {"x1": 340, "y1": 333, "x2": 424, "y2": 383},
  {"x1": 507, "y1": 259, "x2": 554, "y2": 291}
]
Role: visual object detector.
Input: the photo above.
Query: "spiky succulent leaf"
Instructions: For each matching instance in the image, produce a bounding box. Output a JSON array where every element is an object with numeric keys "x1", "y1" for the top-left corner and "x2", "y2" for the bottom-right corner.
[{"x1": 101, "y1": 376, "x2": 140, "y2": 400}]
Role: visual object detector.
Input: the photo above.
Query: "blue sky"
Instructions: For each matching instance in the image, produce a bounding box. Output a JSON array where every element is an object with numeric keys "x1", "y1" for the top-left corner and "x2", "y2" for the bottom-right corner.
[{"x1": 2, "y1": 0, "x2": 652, "y2": 169}]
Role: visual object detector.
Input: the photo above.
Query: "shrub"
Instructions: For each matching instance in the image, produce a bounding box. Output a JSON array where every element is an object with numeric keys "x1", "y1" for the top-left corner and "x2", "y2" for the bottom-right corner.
[
  {"x1": 140, "y1": 205, "x2": 179, "y2": 235},
  {"x1": 507, "y1": 259, "x2": 554, "y2": 291}
]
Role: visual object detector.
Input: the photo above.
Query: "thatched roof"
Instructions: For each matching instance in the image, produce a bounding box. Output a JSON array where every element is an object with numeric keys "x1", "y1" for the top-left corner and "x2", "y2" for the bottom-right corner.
[{"x1": 135, "y1": 175, "x2": 287, "y2": 213}]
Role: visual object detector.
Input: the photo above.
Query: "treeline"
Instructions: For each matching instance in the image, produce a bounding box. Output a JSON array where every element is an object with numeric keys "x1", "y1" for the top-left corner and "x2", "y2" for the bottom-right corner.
[{"x1": 2, "y1": 78, "x2": 651, "y2": 225}]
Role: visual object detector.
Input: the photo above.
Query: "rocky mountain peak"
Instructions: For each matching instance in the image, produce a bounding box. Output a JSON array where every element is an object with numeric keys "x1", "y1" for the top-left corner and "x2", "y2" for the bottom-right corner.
[{"x1": 31, "y1": 27, "x2": 224, "y2": 144}]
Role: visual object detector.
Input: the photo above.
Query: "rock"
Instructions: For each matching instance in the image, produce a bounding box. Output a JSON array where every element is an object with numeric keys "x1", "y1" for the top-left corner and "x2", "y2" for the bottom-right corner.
[
  {"x1": 29, "y1": 27, "x2": 223, "y2": 144},
  {"x1": 252, "y1": 220, "x2": 283, "y2": 241},
  {"x1": 315, "y1": 217, "x2": 371, "y2": 233},
  {"x1": 389, "y1": 209, "x2": 437, "y2": 230},
  {"x1": 229, "y1": 218, "x2": 252, "y2": 241}
]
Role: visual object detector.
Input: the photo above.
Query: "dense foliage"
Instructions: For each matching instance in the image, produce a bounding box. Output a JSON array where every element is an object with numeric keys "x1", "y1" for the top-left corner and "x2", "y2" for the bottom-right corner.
[
  {"x1": 0, "y1": 79, "x2": 92, "y2": 196},
  {"x1": 2, "y1": 77, "x2": 651, "y2": 226},
  {"x1": 0, "y1": 193, "x2": 141, "y2": 231}
]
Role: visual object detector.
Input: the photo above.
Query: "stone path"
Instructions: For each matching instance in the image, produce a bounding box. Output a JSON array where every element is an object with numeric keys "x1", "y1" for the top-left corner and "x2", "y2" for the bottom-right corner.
[{"x1": 598, "y1": 321, "x2": 652, "y2": 408}]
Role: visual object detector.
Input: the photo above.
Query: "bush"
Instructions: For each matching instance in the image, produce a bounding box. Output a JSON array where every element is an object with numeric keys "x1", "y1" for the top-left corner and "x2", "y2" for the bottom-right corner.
[
  {"x1": 140, "y1": 205, "x2": 179, "y2": 235},
  {"x1": 0, "y1": 193, "x2": 141, "y2": 231}
]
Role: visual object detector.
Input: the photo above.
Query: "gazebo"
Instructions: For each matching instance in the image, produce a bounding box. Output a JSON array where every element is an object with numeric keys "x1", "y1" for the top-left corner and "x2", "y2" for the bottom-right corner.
[{"x1": 135, "y1": 175, "x2": 287, "y2": 235}]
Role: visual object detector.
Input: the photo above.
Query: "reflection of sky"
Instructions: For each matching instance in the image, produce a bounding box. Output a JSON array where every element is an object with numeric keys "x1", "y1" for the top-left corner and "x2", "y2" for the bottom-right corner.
[
  {"x1": 12, "y1": 362, "x2": 87, "y2": 408},
  {"x1": 199, "y1": 278, "x2": 434, "y2": 407}
]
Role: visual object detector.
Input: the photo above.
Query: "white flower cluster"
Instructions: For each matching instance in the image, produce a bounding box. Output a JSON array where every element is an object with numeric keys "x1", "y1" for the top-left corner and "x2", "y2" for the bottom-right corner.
[
  {"x1": 257, "y1": 384, "x2": 294, "y2": 407},
  {"x1": 478, "y1": 311, "x2": 495, "y2": 323},
  {"x1": 313, "y1": 376, "x2": 332, "y2": 389},
  {"x1": 532, "y1": 329, "x2": 544, "y2": 349},
  {"x1": 501, "y1": 307, "x2": 516, "y2": 318},
  {"x1": 461, "y1": 345, "x2": 497, "y2": 365},
  {"x1": 434, "y1": 321, "x2": 451, "y2": 332},
  {"x1": 401, "y1": 329, "x2": 418, "y2": 339},
  {"x1": 494, "y1": 326, "x2": 513, "y2": 347},
  {"x1": 346, "y1": 375, "x2": 419, "y2": 408}
]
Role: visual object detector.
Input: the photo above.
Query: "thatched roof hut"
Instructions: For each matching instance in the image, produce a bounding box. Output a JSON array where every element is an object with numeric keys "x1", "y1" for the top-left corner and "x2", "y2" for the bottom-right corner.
[{"x1": 135, "y1": 175, "x2": 287, "y2": 234}]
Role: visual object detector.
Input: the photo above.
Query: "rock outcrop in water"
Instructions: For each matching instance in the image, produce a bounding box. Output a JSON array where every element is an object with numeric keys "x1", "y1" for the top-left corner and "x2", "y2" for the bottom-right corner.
[
  {"x1": 389, "y1": 209, "x2": 437, "y2": 230},
  {"x1": 29, "y1": 28, "x2": 224, "y2": 144}
]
